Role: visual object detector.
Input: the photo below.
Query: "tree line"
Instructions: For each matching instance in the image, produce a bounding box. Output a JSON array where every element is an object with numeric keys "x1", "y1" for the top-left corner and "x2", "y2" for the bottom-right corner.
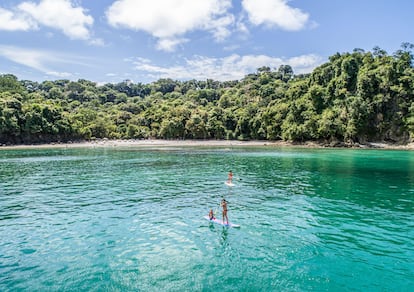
[{"x1": 1, "y1": 43, "x2": 414, "y2": 145}]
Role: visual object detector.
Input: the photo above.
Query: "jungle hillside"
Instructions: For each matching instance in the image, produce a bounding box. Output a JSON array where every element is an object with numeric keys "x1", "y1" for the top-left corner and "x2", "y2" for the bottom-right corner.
[{"x1": 1, "y1": 44, "x2": 414, "y2": 145}]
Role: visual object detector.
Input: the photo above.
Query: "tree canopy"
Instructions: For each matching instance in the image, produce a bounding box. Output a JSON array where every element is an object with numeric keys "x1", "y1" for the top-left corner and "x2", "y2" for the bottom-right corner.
[{"x1": 1, "y1": 44, "x2": 413, "y2": 145}]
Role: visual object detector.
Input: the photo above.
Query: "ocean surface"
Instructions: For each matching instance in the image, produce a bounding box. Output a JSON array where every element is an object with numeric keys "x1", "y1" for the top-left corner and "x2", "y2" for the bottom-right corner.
[{"x1": 0, "y1": 146, "x2": 413, "y2": 291}]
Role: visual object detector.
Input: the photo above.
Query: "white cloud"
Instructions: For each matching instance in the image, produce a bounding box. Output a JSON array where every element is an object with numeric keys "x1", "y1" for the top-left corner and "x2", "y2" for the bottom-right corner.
[
  {"x1": 204, "y1": 14, "x2": 235, "y2": 41},
  {"x1": 0, "y1": 45, "x2": 54, "y2": 73},
  {"x1": 130, "y1": 54, "x2": 323, "y2": 81},
  {"x1": 156, "y1": 38, "x2": 189, "y2": 52},
  {"x1": 0, "y1": 45, "x2": 90, "y2": 78},
  {"x1": 288, "y1": 54, "x2": 322, "y2": 74},
  {"x1": 242, "y1": 0, "x2": 309, "y2": 31},
  {"x1": 18, "y1": 0, "x2": 93, "y2": 40},
  {"x1": 0, "y1": 0, "x2": 95, "y2": 42},
  {"x1": 106, "y1": 0, "x2": 234, "y2": 51},
  {"x1": 0, "y1": 7, "x2": 36, "y2": 31}
]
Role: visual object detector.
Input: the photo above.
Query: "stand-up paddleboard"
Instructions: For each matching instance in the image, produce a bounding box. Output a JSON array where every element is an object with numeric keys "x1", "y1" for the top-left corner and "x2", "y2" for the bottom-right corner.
[
  {"x1": 204, "y1": 216, "x2": 240, "y2": 228},
  {"x1": 224, "y1": 181, "x2": 235, "y2": 187}
]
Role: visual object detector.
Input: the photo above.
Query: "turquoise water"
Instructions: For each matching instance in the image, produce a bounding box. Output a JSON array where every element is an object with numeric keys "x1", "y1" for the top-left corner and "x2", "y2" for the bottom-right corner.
[{"x1": 0, "y1": 146, "x2": 413, "y2": 291}]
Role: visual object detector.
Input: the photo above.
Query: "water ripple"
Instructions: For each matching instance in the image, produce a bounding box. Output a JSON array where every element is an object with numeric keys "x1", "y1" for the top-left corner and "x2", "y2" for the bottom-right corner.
[{"x1": 0, "y1": 147, "x2": 413, "y2": 291}]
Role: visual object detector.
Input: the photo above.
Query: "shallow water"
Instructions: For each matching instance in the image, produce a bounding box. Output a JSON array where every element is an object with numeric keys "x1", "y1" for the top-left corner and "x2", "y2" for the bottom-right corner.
[{"x1": 0, "y1": 146, "x2": 413, "y2": 291}]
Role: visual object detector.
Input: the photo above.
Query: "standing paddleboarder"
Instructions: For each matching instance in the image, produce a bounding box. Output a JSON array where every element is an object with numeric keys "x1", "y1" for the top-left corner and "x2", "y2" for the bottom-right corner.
[{"x1": 221, "y1": 198, "x2": 229, "y2": 225}]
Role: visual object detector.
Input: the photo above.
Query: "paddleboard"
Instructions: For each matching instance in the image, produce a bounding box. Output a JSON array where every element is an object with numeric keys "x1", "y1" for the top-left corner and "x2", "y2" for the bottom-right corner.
[
  {"x1": 224, "y1": 181, "x2": 235, "y2": 187},
  {"x1": 204, "y1": 215, "x2": 240, "y2": 228}
]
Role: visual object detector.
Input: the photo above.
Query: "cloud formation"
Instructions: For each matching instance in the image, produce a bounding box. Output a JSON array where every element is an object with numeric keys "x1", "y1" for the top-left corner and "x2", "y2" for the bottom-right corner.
[
  {"x1": 0, "y1": 45, "x2": 88, "y2": 78},
  {"x1": 18, "y1": 0, "x2": 93, "y2": 40},
  {"x1": 131, "y1": 54, "x2": 322, "y2": 81},
  {"x1": 106, "y1": 0, "x2": 311, "y2": 51},
  {"x1": 0, "y1": 7, "x2": 36, "y2": 31},
  {"x1": 0, "y1": 0, "x2": 94, "y2": 41},
  {"x1": 0, "y1": 0, "x2": 311, "y2": 50},
  {"x1": 106, "y1": 0, "x2": 234, "y2": 51},
  {"x1": 0, "y1": 1, "x2": 317, "y2": 82},
  {"x1": 242, "y1": 0, "x2": 309, "y2": 30}
]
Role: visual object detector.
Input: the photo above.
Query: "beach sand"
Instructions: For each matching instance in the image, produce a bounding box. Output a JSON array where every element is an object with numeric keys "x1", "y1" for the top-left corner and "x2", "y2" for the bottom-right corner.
[{"x1": 1, "y1": 139, "x2": 413, "y2": 150}]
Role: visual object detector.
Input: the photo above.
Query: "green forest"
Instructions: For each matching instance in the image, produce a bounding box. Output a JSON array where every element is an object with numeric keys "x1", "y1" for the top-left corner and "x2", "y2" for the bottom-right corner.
[{"x1": 1, "y1": 44, "x2": 414, "y2": 145}]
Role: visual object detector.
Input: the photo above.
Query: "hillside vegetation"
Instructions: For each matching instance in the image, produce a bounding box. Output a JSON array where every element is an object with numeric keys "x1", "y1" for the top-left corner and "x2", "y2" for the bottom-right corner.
[{"x1": 1, "y1": 44, "x2": 414, "y2": 145}]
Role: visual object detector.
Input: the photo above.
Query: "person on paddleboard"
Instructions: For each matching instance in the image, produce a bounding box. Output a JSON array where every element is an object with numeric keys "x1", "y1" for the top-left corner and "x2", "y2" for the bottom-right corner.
[
  {"x1": 221, "y1": 198, "x2": 229, "y2": 225},
  {"x1": 227, "y1": 170, "x2": 233, "y2": 184},
  {"x1": 208, "y1": 209, "x2": 215, "y2": 220}
]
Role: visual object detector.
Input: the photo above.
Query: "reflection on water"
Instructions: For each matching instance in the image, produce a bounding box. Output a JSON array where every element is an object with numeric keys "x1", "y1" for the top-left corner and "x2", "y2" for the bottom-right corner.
[{"x1": 219, "y1": 226, "x2": 228, "y2": 248}]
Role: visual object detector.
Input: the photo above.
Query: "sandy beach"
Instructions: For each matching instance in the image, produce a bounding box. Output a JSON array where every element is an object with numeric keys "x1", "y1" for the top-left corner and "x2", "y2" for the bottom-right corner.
[{"x1": 1, "y1": 139, "x2": 414, "y2": 150}]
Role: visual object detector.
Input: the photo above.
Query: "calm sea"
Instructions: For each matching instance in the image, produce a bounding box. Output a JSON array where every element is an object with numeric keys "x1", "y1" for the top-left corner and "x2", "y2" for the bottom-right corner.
[{"x1": 0, "y1": 146, "x2": 413, "y2": 291}]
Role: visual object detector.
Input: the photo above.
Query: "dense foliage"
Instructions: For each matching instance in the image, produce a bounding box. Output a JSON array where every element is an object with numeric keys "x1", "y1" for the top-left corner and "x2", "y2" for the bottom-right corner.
[{"x1": 1, "y1": 44, "x2": 414, "y2": 145}]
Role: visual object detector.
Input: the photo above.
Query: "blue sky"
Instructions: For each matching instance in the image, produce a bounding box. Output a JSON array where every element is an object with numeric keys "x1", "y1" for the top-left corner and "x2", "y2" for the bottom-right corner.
[{"x1": 0, "y1": 0, "x2": 413, "y2": 84}]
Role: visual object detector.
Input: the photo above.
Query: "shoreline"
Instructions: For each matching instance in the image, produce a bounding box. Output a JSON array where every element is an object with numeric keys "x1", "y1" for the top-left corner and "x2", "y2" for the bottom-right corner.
[{"x1": 1, "y1": 139, "x2": 414, "y2": 150}]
